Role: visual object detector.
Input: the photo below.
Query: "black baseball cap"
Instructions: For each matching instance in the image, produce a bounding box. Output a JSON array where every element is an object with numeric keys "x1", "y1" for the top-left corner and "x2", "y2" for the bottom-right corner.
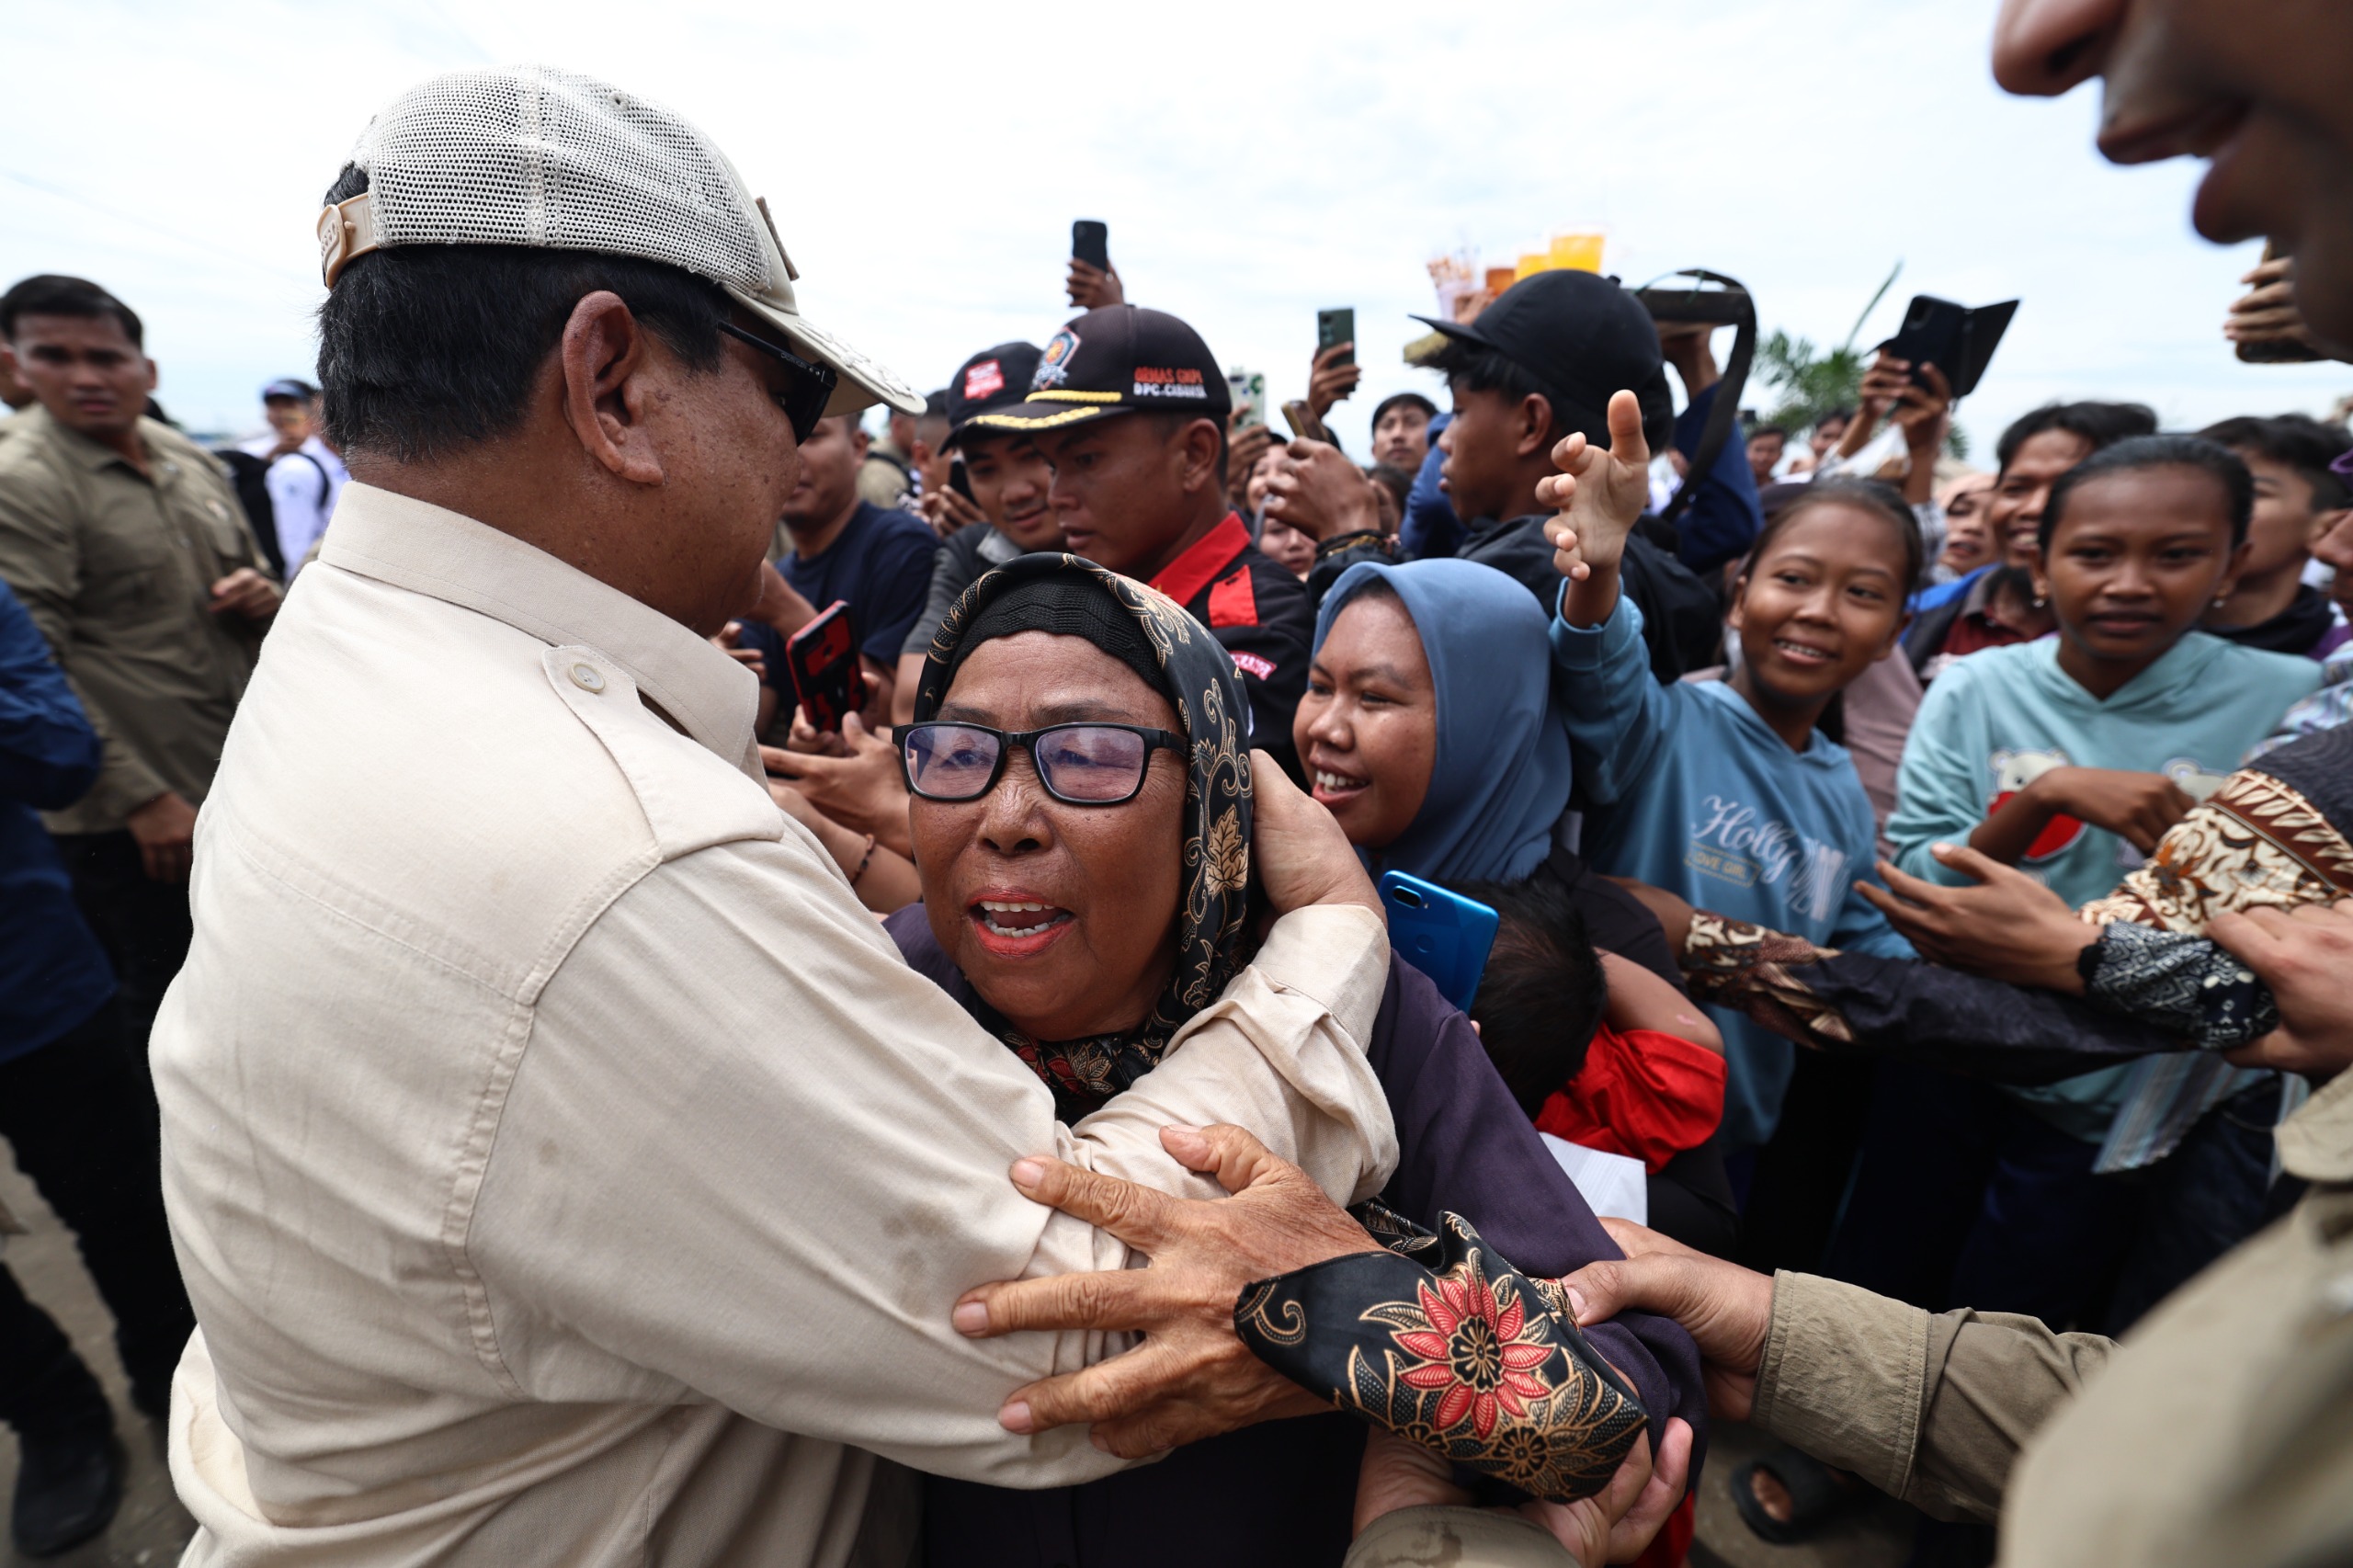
[
  {"x1": 941, "y1": 342, "x2": 1043, "y2": 449},
  {"x1": 963, "y1": 305, "x2": 1231, "y2": 436},
  {"x1": 1411, "y1": 270, "x2": 1674, "y2": 452}
]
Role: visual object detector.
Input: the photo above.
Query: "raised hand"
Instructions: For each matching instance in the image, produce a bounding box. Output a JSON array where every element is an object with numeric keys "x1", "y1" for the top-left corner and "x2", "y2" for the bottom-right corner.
[{"x1": 1537, "y1": 389, "x2": 1652, "y2": 628}]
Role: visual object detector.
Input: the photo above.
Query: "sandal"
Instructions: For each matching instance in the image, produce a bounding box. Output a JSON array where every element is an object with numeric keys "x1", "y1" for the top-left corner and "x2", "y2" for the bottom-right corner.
[{"x1": 1730, "y1": 1447, "x2": 1862, "y2": 1544}]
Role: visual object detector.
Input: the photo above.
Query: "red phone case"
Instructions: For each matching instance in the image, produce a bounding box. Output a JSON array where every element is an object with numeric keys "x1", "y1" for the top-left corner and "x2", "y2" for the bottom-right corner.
[{"x1": 787, "y1": 601, "x2": 866, "y2": 733}]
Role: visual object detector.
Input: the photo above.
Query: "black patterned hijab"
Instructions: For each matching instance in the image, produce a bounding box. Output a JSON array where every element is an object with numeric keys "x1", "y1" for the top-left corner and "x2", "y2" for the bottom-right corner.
[{"x1": 913, "y1": 552, "x2": 1256, "y2": 1119}]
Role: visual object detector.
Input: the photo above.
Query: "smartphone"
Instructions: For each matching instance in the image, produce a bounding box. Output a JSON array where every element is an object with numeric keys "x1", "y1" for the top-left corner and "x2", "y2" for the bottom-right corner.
[
  {"x1": 786, "y1": 600, "x2": 867, "y2": 733},
  {"x1": 1072, "y1": 220, "x2": 1110, "y2": 272},
  {"x1": 1880, "y1": 294, "x2": 2018, "y2": 399},
  {"x1": 1279, "y1": 399, "x2": 1325, "y2": 442},
  {"x1": 1316, "y1": 306, "x2": 1356, "y2": 369},
  {"x1": 948, "y1": 455, "x2": 974, "y2": 502},
  {"x1": 1227, "y1": 369, "x2": 1267, "y2": 429},
  {"x1": 1379, "y1": 871, "x2": 1500, "y2": 1015}
]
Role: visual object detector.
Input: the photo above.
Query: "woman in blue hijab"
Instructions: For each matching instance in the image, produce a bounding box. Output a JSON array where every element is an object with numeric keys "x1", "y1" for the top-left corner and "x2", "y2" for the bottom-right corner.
[{"x1": 1300, "y1": 558, "x2": 1677, "y2": 978}]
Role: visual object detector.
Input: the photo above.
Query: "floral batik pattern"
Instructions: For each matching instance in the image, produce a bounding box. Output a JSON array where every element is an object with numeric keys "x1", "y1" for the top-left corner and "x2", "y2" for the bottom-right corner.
[
  {"x1": 1234, "y1": 1212, "x2": 1647, "y2": 1505},
  {"x1": 913, "y1": 553, "x2": 1259, "y2": 1120}
]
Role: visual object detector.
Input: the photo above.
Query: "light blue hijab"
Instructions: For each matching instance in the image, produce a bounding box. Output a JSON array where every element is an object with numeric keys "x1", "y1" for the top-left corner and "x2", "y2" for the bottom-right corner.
[{"x1": 1312, "y1": 559, "x2": 1574, "y2": 884}]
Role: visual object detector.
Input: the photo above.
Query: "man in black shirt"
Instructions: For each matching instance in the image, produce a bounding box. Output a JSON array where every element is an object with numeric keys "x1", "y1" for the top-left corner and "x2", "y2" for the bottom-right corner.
[
  {"x1": 1415, "y1": 270, "x2": 1723, "y2": 682},
  {"x1": 963, "y1": 305, "x2": 1313, "y2": 778}
]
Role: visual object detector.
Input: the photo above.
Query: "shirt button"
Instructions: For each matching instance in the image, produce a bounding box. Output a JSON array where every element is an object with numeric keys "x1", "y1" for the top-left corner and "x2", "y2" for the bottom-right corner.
[{"x1": 569, "y1": 662, "x2": 607, "y2": 694}]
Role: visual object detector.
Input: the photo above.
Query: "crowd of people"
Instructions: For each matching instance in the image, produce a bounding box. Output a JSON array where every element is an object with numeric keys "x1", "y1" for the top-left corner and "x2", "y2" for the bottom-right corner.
[{"x1": 0, "y1": 2, "x2": 2350, "y2": 1565}]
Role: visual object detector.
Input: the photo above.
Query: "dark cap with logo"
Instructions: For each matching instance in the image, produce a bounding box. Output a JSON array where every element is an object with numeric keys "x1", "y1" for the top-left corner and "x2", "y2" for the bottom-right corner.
[
  {"x1": 963, "y1": 305, "x2": 1231, "y2": 436},
  {"x1": 1412, "y1": 270, "x2": 1673, "y2": 452},
  {"x1": 941, "y1": 342, "x2": 1043, "y2": 448}
]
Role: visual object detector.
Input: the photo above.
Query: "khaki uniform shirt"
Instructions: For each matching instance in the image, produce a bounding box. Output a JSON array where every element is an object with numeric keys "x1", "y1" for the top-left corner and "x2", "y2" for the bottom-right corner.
[
  {"x1": 1353, "y1": 1068, "x2": 2353, "y2": 1568},
  {"x1": 0, "y1": 405, "x2": 270, "y2": 833},
  {"x1": 155, "y1": 483, "x2": 1398, "y2": 1568}
]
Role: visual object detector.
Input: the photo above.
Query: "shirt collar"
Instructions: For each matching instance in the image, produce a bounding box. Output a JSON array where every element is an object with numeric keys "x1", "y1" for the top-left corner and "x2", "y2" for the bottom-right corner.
[
  {"x1": 25, "y1": 405, "x2": 154, "y2": 477},
  {"x1": 318, "y1": 483, "x2": 761, "y2": 775},
  {"x1": 2278, "y1": 1064, "x2": 2353, "y2": 1185},
  {"x1": 1149, "y1": 512, "x2": 1251, "y2": 607}
]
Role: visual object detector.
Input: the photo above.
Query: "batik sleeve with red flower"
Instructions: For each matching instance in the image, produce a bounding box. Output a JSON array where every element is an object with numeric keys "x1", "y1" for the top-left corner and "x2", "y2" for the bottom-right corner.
[{"x1": 1233, "y1": 1211, "x2": 1647, "y2": 1504}]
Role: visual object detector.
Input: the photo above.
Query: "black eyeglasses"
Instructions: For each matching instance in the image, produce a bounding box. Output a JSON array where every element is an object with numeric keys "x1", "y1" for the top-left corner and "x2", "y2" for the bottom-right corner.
[
  {"x1": 717, "y1": 320, "x2": 839, "y2": 445},
  {"x1": 901, "y1": 722, "x2": 1185, "y2": 806}
]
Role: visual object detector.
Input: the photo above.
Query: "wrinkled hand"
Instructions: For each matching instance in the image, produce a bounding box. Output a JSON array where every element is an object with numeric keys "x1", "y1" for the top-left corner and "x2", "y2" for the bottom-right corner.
[
  {"x1": 125, "y1": 790, "x2": 199, "y2": 882},
  {"x1": 1538, "y1": 390, "x2": 1652, "y2": 584},
  {"x1": 1250, "y1": 748, "x2": 1381, "y2": 918},
  {"x1": 1306, "y1": 343, "x2": 1361, "y2": 421},
  {"x1": 714, "y1": 619, "x2": 767, "y2": 682},
  {"x1": 1263, "y1": 438, "x2": 1381, "y2": 542},
  {"x1": 1066, "y1": 258, "x2": 1125, "y2": 310},
  {"x1": 1563, "y1": 1219, "x2": 1771, "y2": 1424},
  {"x1": 760, "y1": 712, "x2": 913, "y2": 855},
  {"x1": 209, "y1": 567, "x2": 281, "y2": 621},
  {"x1": 2215, "y1": 898, "x2": 2353, "y2": 1078},
  {"x1": 952, "y1": 1123, "x2": 1381, "y2": 1456},
  {"x1": 1856, "y1": 844, "x2": 2095, "y2": 990},
  {"x1": 1352, "y1": 1418, "x2": 1692, "y2": 1565},
  {"x1": 2033, "y1": 767, "x2": 2196, "y2": 855},
  {"x1": 919, "y1": 483, "x2": 988, "y2": 539}
]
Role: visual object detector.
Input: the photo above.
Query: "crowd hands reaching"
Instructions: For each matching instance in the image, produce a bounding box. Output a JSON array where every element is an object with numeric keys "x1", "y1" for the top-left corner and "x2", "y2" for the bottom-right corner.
[{"x1": 6, "y1": 1, "x2": 2353, "y2": 1564}]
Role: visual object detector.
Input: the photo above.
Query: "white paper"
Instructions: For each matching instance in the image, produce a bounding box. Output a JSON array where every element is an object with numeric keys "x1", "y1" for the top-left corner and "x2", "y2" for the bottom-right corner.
[{"x1": 1540, "y1": 1133, "x2": 1649, "y2": 1225}]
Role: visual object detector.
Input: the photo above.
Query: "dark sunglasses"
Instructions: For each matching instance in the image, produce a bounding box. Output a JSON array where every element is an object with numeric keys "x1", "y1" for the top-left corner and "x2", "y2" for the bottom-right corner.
[
  {"x1": 901, "y1": 722, "x2": 1185, "y2": 806},
  {"x1": 716, "y1": 320, "x2": 838, "y2": 445}
]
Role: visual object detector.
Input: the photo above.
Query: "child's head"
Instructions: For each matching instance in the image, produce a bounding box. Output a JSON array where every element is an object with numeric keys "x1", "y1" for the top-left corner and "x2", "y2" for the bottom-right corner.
[
  {"x1": 2035, "y1": 434, "x2": 2252, "y2": 672},
  {"x1": 2196, "y1": 414, "x2": 2353, "y2": 585},
  {"x1": 1727, "y1": 479, "x2": 1919, "y2": 720},
  {"x1": 1449, "y1": 874, "x2": 1608, "y2": 1119},
  {"x1": 1989, "y1": 401, "x2": 2160, "y2": 568}
]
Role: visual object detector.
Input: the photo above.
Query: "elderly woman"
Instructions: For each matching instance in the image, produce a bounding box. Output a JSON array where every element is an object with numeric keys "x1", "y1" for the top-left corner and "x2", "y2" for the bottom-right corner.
[{"x1": 880, "y1": 553, "x2": 1701, "y2": 1566}]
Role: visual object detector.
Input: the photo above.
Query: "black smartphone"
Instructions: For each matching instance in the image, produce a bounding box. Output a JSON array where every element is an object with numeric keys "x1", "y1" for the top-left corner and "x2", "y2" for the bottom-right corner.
[
  {"x1": 1881, "y1": 294, "x2": 2018, "y2": 399},
  {"x1": 786, "y1": 599, "x2": 867, "y2": 733},
  {"x1": 1316, "y1": 306, "x2": 1356, "y2": 369},
  {"x1": 949, "y1": 454, "x2": 974, "y2": 502},
  {"x1": 1072, "y1": 220, "x2": 1109, "y2": 271}
]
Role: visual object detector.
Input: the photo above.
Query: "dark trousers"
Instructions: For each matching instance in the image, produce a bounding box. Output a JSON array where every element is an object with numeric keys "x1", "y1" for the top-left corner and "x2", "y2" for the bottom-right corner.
[
  {"x1": 0, "y1": 996, "x2": 195, "y2": 1432},
  {"x1": 1733, "y1": 1051, "x2": 1878, "y2": 1276},
  {"x1": 1824, "y1": 1061, "x2": 2292, "y2": 1333},
  {"x1": 50, "y1": 830, "x2": 193, "y2": 1042}
]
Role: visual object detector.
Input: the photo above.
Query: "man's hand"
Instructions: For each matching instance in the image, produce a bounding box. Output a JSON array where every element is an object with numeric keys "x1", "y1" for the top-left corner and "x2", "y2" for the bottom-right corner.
[
  {"x1": 1250, "y1": 748, "x2": 1381, "y2": 918},
  {"x1": 126, "y1": 790, "x2": 199, "y2": 882},
  {"x1": 918, "y1": 483, "x2": 987, "y2": 539},
  {"x1": 713, "y1": 620, "x2": 767, "y2": 682},
  {"x1": 1228, "y1": 422, "x2": 1279, "y2": 512},
  {"x1": 2215, "y1": 898, "x2": 2353, "y2": 1078},
  {"x1": 209, "y1": 567, "x2": 281, "y2": 622},
  {"x1": 1263, "y1": 439, "x2": 1381, "y2": 543},
  {"x1": 2032, "y1": 767, "x2": 2195, "y2": 855},
  {"x1": 1538, "y1": 390, "x2": 1651, "y2": 626},
  {"x1": 1066, "y1": 258, "x2": 1124, "y2": 311},
  {"x1": 2224, "y1": 253, "x2": 2330, "y2": 358},
  {"x1": 1305, "y1": 343, "x2": 1361, "y2": 422},
  {"x1": 951, "y1": 1122, "x2": 1381, "y2": 1456},
  {"x1": 1855, "y1": 844, "x2": 2096, "y2": 991},
  {"x1": 1562, "y1": 1219, "x2": 1772, "y2": 1424},
  {"x1": 1353, "y1": 1418, "x2": 1692, "y2": 1566},
  {"x1": 760, "y1": 712, "x2": 913, "y2": 856}
]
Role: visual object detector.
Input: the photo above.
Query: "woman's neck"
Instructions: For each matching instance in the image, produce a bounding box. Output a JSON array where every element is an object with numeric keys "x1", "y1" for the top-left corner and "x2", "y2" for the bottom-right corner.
[
  {"x1": 2207, "y1": 562, "x2": 2304, "y2": 630},
  {"x1": 1727, "y1": 665, "x2": 1828, "y2": 753},
  {"x1": 2052, "y1": 631, "x2": 2168, "y2": 701}
]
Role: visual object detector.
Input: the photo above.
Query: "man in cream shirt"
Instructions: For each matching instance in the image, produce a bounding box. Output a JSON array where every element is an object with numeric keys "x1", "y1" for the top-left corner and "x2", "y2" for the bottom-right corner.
[{"x1": 153, "y1": 67, "x2": 1396, "y2": 1566}]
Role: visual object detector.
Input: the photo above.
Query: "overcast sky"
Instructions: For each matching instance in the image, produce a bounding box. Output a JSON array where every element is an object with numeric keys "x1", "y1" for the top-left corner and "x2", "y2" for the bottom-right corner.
[{"x1": 8, "y1": 0, "x2": 2347, "y2": 455}]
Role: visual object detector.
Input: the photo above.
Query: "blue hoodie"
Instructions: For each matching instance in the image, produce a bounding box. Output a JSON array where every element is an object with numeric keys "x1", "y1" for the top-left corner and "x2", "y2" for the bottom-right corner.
[
  {"x1": 1552, "y1": 596, "x2": 1910, "y2": 1148},
  {"x1": 1889, "y1": 630, "x2": 2321, "y2": 1142}
]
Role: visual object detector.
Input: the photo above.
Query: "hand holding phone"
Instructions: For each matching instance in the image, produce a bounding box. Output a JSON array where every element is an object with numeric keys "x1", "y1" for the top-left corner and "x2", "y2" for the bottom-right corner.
[
  {"x1": 787, "y1": 600, "x2": 868, "y2": 734},
  {"x1": 1066, "y1": 221, "x2": 1122, "y2": 309}
]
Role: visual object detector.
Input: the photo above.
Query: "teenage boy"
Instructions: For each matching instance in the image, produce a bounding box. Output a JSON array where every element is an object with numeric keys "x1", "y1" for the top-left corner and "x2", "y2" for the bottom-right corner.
[
  {"x1": 1903, "y1": 400, "x2": 2157, "y2": 683},
  {"x1": 1412, "y1": 269, "x2": 1722, "y2": 682},
  {"x1": 964, "y1": 304, "x2": 1313, "y2": 778},
  {"x1": 0, "y1": 274, "x2": 279, "y2": 1028},
  {"x1": 1370, "y1": 391, "x2": 1437, "y2": 470},
  {"x1": 2199, "y1": 413, "x2": 2353, "y2": 658}
]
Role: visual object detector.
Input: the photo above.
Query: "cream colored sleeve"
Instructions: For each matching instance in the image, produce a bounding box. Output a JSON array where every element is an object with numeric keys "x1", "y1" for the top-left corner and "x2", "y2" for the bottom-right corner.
[{"x1": 468, "y1": 835, "x2": 1392, "y2": 1489}]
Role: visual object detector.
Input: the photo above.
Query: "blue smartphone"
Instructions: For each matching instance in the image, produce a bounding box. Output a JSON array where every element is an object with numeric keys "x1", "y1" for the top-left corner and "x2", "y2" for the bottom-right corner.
[{"x1": 1378, "y1": 871, "x2": 1500, "y2": 1016}]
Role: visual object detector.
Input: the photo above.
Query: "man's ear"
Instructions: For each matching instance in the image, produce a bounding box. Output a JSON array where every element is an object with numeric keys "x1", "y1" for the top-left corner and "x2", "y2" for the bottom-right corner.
[
  {"x1": 1177, "y1": 417, "x2": 1223, "y2": 495},
  {"x1": 2214, "y1": 536, "x2": 2255, "y2": 602},
  {"x1": 558, "y1": 290, "x2": 664, "y2": 486},
  {"x1": 142, "y1": 356, "x2": 160, "y2": 394},
  {"x1": 1514, "y1": 393, "x2": 1553, "y2": 460},
  {"x1": 850, "y1": 422, "x2": 870, "y2": 455}
]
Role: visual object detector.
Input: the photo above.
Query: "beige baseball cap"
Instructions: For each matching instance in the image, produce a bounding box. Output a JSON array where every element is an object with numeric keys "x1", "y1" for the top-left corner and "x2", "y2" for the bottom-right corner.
[{"x1": 316, "y1": 65, "x2": 921, "y2": 418}]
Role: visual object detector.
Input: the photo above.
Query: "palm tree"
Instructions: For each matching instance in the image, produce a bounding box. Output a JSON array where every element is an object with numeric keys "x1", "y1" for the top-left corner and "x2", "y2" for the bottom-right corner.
[{"x1": 1755, "y1": 263, "x2": 1901, "y2": 435}]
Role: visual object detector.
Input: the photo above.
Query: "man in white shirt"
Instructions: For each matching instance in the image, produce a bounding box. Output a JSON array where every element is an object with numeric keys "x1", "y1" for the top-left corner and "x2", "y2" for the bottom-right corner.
[
  {"x1": 154, "y1": 66, "x2": 1400, "y2": 1568},
  {"x1": 251, "y1": 380, "x2": 347, "y2": 575}
]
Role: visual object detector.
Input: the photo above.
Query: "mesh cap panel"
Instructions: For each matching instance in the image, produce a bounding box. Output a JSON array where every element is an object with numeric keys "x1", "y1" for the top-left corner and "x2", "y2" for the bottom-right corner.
[{"x1": 353, "y1": 66, "x2": 770, "y2": 292}]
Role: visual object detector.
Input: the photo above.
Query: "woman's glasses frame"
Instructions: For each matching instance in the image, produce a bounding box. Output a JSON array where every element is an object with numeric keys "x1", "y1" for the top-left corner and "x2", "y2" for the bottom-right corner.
[{"x1": 900, "y1": 722, "x2": 1185, "y2": 807}]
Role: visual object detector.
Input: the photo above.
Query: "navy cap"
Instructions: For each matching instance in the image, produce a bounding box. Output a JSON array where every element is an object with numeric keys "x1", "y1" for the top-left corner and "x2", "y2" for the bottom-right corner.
[
  {"x1": 964, "y1": 306, "x2": 1231, "y2": 437},
  {"x1": 261, "y1": 378, "x2": 317, "y2": 402},
  {"x1": 1412, "y1": 271, "x2": 1673, "y2": 452},
  {"x1": 941, "y1": 342, "x2": 1042, "y2": 448}
]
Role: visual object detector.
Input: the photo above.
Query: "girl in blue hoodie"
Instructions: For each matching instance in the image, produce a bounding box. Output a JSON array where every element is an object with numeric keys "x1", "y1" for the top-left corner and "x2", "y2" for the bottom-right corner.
[{"x1": 1542, "y1": 392, "x2": 1921, "y2": 1150}]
